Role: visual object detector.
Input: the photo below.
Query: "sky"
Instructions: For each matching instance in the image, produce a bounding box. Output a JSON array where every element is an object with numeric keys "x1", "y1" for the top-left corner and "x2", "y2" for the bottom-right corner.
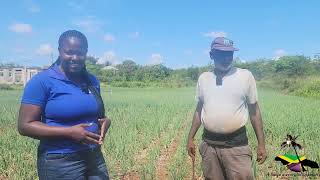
[{"x1": 1, "y1": 0, "x2": 320, "y2": 68}]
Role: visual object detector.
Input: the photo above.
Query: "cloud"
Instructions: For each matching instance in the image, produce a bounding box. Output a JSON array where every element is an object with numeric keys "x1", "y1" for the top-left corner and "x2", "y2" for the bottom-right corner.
[
  {"x1": 129, "y1": 31, "x2": 140, "y2": 39},
  {"x1": 273, "y1": 49, "x2": 287, "y2": 60},
  {"x1": 68, "y1": 0, "x2": 89, "y2": 11},
  {"x1": 12, "y1": 47, "x2": 25, "y2": 54},
  {"x1": 184, "y1": 49, "x2": 193, "y2": 55},
  {"x1": 97, "y1": 51, "x2": 120, "y2": 65},
  {"x1": 103, "y1": 34, "x2": 115, "y2": 42},
  {"x1": 152, "y1": 42, "x2": 161, "y2": 47},
  {"x1": 148, "y1": 54, "x2": 163, "y2": 65},
  {"x1": 203, "y1": 49, "x2": 210, "y2": 55},
  {"x1": 8, "y1": 23, "x2": 32, "y2": 33},
  {"x1": 28, "y1": 5, "x2": 40, "y2": 13},
  {"x1": 68, "y1": 1, "x2": 83, "y2": 10},
  {"x1": 35, "y1": 44, "x2": 54, "y2": 56},
  {"x1": 25, "y1": 0, "x2": 40, "y2": 13},
  {"x1": 23, "y1": 0, "x2": 40, "y2": 13},
  {"x1": 73, "y1": 16, "x2": 103, "y2": 32},
  {"x1": 203, "y1": 31, "x2": 227, "y2": 38}
]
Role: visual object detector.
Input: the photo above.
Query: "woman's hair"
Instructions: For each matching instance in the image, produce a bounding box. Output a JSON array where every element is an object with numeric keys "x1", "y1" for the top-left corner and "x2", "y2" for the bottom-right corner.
[
  {"x1": 51, "y1": 30, "x2": 105, "y2": 118},
  {"x1": 52, "y1": 30, "x2": 88, "y2": 66},
  {"x1": 58, "y1": 30, "x2": 88, "y2": 49}
]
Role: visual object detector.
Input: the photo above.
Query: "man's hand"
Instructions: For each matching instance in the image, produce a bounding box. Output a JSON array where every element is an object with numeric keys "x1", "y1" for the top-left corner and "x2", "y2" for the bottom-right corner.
[
  {"x1": 187, "y1": 139, "x2": 196, "y2": 160},
  {"x1": 98, "y1": 117, "x2": 111, "y2": 144},
  {"x1": 186, "y1": 101, "x2": 202, "y2": 161},
  {"x1": 256, "y1": 144, "x2": 267, "y2": 164},
  {"x1": 249, "y1": 103, "x2": 267, "y2": 165}
]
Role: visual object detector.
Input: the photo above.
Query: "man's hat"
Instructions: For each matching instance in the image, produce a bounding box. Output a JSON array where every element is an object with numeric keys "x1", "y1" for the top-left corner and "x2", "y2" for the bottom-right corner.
[{"x1": 211, "y1": 37, "x2": 239, "y2": 52}]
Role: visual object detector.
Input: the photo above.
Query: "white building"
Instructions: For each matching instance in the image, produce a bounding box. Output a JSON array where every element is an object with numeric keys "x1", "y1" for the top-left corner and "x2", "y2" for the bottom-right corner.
[{"x1": 0, "y1": 67, "x2": 41, "y2": 86}]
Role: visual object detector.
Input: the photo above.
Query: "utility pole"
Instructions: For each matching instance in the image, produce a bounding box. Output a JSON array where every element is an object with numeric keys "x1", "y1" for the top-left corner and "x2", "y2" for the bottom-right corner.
[
  {"x1": 23, "y1": 61, "x2": 27, "y2": 87},
  {"x1": 51, "y1": 53, "x2": 54, "y2": 65}
]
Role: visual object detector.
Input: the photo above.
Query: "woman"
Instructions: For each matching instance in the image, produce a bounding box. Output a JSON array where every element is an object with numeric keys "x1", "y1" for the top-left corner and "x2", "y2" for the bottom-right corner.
[{"x1": 18, "y1": 30, "x2": 111, "y2": 179}]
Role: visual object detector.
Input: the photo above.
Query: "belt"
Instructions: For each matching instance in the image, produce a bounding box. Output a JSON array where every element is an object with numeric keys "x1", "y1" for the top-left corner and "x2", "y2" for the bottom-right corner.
[{"x1": 202, "y1": 126, "x2": 248, "y2": 148}]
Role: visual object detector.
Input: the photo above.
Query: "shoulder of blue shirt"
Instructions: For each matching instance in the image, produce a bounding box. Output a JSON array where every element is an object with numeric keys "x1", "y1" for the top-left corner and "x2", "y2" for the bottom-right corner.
[
  {"x1": 21, "y1": 68, "x2": 101, "y2": 107},
  {"x1": 28, "y1": 68, "x2": 100, "y2": 87}
]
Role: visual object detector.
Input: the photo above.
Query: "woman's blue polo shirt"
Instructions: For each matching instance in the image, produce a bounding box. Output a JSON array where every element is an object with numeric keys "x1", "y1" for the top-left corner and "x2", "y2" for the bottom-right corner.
[{"x1": 21, "y1": 64, "x2": 101, "y2": 153}]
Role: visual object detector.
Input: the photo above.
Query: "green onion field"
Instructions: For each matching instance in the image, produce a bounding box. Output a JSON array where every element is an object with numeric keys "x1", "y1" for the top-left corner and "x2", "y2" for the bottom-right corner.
[{"x1": 0, "y1": 87, "x2": 319, "y2": 179}]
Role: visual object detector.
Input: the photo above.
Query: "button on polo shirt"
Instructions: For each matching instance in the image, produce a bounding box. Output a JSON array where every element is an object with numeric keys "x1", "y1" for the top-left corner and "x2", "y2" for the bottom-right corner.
[{"x1": 21, "y1": 64, "x2": 101, "y2": 153}]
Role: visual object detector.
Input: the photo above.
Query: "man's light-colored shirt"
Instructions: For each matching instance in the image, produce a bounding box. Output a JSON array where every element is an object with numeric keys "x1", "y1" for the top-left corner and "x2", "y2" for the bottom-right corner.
[{"x1": 196, "y1": 67, "x2": 258, "y2": 134}]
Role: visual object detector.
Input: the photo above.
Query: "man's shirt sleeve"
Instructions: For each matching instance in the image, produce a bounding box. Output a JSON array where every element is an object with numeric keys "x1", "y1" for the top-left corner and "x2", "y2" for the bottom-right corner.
[
  {"x1": 246, "y1": 72, "x2": 258, "y2": 104},
  {"x1": 196, "y1": 78, "x2": 203, "y2": 103}
]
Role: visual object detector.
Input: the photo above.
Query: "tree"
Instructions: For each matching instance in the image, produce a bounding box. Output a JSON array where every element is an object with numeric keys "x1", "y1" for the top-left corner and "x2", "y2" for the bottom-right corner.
[
  {"x1": 116, "y1": 60, "x2": 138, "y2": 81},
  {"x1": 273, "y1": 56, "x2": 313, "y2": 77},
  {"x1": 85, "y1": 56, "x2": 103, "y2": 79},
  {"x1": 86, "y1": 56, "x2": 98, "y2": 65},
  {"x1": 140, "y1": 64, "x2": 170, "y2": 82},
  {"x1": 186, "y1": 66, "x2": 200, "y2": 81}
]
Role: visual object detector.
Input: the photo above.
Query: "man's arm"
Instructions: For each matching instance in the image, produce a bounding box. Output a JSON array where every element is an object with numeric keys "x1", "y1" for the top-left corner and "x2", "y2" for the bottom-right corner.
[
  {"x1": 248, "y1": 102, "x2": 267, "y2": 164},
  {"x1": 186, "y1": 101, "x2": 203, "y2": 159}
]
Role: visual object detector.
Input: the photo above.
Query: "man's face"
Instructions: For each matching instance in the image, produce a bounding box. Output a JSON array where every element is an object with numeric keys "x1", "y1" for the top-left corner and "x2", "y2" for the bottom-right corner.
[
  {"x1": 210, "y1": 50, "x2": 234, "y2": 72},
  {"x1": 58, "y1": 37, "x2": 87, "y2": 74}
]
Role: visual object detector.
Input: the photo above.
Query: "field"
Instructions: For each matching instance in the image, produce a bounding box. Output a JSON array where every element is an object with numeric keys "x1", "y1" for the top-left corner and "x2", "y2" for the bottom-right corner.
[{"x1": 0, "y1": 87, "x2": 319, "y2": 179}]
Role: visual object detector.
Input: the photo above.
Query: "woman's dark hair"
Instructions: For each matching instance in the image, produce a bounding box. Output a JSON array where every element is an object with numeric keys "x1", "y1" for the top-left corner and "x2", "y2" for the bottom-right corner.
[
  {"x1": 52, "y1": 30, "x2": 88, "y2": 66},
  {"x1": 58, "y1": 30, "x2": 88, "y2": 49},
  {"x1": 51, "y1": 30, "x2": 105, "y2": 118}
]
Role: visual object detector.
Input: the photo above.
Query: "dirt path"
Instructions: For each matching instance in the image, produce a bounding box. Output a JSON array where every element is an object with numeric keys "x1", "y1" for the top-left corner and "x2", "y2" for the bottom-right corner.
[
  {"x1": 155, "y1": 134, "x2": 181, "y2": 179},
  {"x1": 155, "y1": 113, "x2": 192, "y2": 180},
  {"x1": 184, "y1": 154, "x2": 203, "y2": 180},
  {"x1": 117, "y1": 111, "x2": 193, "y2": 180},
  {"x1": 119, "y1": 130, "x2": 167, "y2": 179}
]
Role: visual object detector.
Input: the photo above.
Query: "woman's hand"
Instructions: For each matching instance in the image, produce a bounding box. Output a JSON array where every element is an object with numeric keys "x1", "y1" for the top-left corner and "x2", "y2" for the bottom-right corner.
[
  {"x1": 68, "y1": 123, "x2": 101, "y2": 145},
  {"x1": 98, "y1": 117, "x2": 111, "y2": 144}
]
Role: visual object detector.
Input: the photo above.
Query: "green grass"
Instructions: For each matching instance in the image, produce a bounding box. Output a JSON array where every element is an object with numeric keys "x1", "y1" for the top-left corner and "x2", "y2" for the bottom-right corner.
[{"x1": 0, "y1": 87, "x2": 319, "y2": 179}]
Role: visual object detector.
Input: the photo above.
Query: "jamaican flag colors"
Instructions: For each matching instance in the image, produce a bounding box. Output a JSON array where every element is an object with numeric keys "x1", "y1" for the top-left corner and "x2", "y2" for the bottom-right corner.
[{"x1": 275, "y1": 154, "x2": 319, "y2": 172}]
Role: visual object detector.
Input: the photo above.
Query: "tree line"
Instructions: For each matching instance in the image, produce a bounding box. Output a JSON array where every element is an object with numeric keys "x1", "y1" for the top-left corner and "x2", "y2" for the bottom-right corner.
[
  {"x1": 86, "y1": 55, "x2": 320, "y2": 98},
  {"x1": 2, "y1": 55, "x2": 320, "y2": 97}
]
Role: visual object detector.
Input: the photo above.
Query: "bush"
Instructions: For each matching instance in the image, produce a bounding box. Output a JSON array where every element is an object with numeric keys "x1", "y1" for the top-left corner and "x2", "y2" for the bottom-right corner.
[
  {"x1": 110, "y1": 81, "x2": 149, "y2": 88},
  {"x1": 293, "y1": 79, "x2": 320, "y2": 98},
  {"x1": 0, "y1": 84, "x2": 14, "y2": 90},
  {"x1": 257, "y1": 76, "x2": 320, "y2": 98}
]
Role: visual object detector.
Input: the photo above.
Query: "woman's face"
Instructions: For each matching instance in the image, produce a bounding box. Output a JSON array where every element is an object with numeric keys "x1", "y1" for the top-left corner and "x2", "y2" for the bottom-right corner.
[{"x1": 58, "y1": 37, "x2": 88, "y2": 75}]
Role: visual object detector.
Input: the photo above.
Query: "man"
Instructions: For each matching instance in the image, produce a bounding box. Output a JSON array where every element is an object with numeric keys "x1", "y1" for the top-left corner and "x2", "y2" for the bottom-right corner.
[{"x1": 187, "y1": 37, "x2": 267, "y2": 180}]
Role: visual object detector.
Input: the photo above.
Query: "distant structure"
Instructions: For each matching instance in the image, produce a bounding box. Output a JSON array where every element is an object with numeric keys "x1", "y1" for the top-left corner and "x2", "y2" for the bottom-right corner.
[
  {"x1": 102, "y1": 66, "x2": 118, "y2": 75},
  {"x1": 102, "y1": 66, "x2": 118, "y2": 71},
  {"x1": 313, "y1": 53, "x2": 320, "y2": 61},
  {"x1": 0, "y1": 67, "x2": 42, "y2": 86}
]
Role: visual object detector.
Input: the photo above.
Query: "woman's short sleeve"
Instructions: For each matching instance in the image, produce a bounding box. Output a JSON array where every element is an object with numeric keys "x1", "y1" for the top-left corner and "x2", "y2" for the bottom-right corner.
[{"x1": 21, "y1": 74, "x2": 48, "y2": 108}]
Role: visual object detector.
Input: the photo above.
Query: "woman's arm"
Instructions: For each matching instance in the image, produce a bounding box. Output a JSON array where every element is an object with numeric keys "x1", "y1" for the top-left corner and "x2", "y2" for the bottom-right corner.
[
  {"x1": 18, "y1": 104, "x2": 101, "y2": 144},
  {"x1": 98, "y1": 117, "x2": 111, "y2": 143}
]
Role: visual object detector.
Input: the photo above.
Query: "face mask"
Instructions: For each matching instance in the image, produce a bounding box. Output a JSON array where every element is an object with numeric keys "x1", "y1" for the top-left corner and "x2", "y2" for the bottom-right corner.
[{"x1": 214, "y1": 61, "x2": 233, "y2": 73}]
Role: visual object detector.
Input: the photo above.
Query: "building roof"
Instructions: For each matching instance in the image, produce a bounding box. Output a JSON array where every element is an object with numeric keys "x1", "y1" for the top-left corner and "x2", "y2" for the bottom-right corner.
[{"x1": 102, "y1": 66, "x2": 118, "y2": 71}]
